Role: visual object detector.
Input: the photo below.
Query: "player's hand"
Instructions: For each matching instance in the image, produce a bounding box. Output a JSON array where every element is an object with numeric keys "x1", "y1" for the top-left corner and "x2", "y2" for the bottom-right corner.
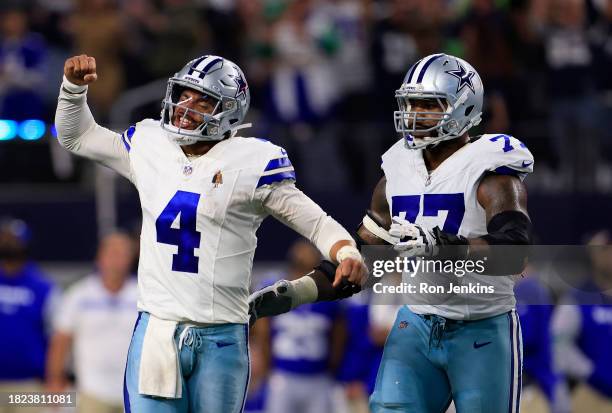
[
  {"x1": 247, "y1": 280, "x2": 294, "y2": 326},
  {"x1": 390, "y1": 216, "x2": 438, "y2": 257},
  {"x1": 333, "y1": 258, "x2": 367, "y2": 292},
  {"x1": 64, "y1": 54, "x2": 97, "y2": 85}
]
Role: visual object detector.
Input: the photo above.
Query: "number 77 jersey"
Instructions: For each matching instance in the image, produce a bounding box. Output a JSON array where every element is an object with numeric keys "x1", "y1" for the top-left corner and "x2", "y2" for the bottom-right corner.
[
  {"x1": 125, "y1": 120, "x2": 296, "y2": 324},
  {"x1": 381, "y1": 134, "x2": 534, "y2": 320}
]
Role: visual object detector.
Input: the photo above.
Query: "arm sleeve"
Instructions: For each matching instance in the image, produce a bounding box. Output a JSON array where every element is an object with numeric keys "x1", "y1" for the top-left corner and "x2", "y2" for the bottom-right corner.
[
  {"x1": 256, "y1": 182, "x2": 354, "y2": 261},
  {"x1": 55, "y1": 76, "x2": 133, "y2": 180}
]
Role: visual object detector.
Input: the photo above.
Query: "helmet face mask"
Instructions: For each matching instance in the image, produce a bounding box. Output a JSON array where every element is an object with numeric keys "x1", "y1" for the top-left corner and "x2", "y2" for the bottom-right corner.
[
  {"x1": 161, "y1": 56, "x2": 250, "y2": 146},
  {"x1": 394, "y1": 54, "x2": 483, "y2": 150}
]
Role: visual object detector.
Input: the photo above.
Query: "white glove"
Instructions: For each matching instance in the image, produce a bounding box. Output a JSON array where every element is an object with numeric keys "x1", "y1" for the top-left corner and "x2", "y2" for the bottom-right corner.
[{"x1": 389, "y1": 216, "x2": 438, "y2": 257}]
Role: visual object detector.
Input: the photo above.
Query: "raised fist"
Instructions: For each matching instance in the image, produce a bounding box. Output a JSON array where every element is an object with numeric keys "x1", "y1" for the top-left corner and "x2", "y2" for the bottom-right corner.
[{"x1": 64, "y1": 54, "x2": 97, "y2": 86}]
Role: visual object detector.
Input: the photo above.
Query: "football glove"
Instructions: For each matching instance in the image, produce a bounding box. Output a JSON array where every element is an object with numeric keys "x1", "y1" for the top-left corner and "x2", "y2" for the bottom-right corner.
[{"x1": 389, "y1": 216, "x2": 439, "y2": 257}]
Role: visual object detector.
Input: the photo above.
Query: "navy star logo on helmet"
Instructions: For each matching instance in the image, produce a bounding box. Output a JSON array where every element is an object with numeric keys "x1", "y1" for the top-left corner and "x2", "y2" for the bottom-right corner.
[
  {"x1": 230, "y1": 72, "x2": 248, "y2": 99},
  {"x1": 445, "y1": 63, "x2": 476, "y2": 94}
]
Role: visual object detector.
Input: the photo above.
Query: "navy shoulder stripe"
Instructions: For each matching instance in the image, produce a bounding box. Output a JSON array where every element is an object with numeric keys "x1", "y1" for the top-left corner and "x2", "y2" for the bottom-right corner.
[
  {"x1": 264, "y1": 157, "x2": 292, "y2": 172},
  {"x1": 257, "y1": 171, "x2": 296, "y2": 188}
]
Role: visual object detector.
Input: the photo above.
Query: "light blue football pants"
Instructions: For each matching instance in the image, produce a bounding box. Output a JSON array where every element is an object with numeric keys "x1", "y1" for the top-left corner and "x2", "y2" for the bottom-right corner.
[
  {"x1": 123, "y1": 312, "x2": 250, "y2": 413},
  {"x1": 370, "y1": 306, "x2": 522, "y2": 413}
]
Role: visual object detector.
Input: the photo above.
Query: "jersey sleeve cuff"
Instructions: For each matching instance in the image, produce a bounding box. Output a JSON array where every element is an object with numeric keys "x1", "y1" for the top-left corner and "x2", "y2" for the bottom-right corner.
[{"x1": 62, "y1": 75, "x2": 88, "y2": 94}]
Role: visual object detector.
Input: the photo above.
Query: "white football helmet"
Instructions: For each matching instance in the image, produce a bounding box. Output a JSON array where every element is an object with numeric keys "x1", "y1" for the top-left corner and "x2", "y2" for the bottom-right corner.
[
  {"x1": 394, "y1": 53, "x2": 484, "y2": 149},
  {"x1": 161, "y1": 55, "x2": 250, "y2": 145}
]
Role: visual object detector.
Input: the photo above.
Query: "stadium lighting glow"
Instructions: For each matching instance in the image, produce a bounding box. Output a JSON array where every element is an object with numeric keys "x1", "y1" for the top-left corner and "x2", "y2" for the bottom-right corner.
[
  {"x1": 0, "y1": 120, "x2": 18, "y2": 141},
  {"x1": 18, "y1": 119, "x2": 46, "y2": 141}
]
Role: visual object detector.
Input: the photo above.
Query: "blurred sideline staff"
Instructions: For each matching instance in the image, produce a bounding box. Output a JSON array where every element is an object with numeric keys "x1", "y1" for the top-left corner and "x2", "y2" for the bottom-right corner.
[
  {"x1": 0, "y1": 218, "x2": 58, "y2": 413},
  {"x1": 553, "y1": 230, "x2": 612, "y2": 413},
  {"x1": 46, "y1": 232, "x2": 138, "y2": 413}
]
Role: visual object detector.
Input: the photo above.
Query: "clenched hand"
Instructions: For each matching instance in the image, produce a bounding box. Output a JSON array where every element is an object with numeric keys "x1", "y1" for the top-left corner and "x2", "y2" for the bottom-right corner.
[{"x1": 64, "y1": 54, "x2": 97, "y2": 86}]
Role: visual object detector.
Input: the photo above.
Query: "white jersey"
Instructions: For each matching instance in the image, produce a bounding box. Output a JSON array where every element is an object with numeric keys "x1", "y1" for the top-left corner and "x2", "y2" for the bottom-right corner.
[
  {"x1": 381, "y1": 134, "x2": 534, "y2": 320},
  {"x1": 55, "y1": 79, "x2": 354, "y2": 325},
  {"x1": 128, "y1": 120, "x2": 298, "y2": 323}
]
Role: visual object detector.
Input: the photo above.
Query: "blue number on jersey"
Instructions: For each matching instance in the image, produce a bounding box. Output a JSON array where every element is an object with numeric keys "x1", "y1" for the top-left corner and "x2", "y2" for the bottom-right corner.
[
  {"x1": 392, "y1": 193, "x2": 465, "y2": 235},
  {"x1": 156, "y1": 190, "x2": 201, "y2": 273},
  {"x1": 489, "y1": 134, "x2": 526, "y2": 153}
]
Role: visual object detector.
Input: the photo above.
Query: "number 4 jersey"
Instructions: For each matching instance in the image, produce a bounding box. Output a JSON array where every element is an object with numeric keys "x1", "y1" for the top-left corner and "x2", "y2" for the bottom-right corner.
[
  {"x1": 381, "y1": 134, "x2": 534, "y2": 320},
  {"x1": 123, "y1": 120, "x2": 303, "y2": 324}
]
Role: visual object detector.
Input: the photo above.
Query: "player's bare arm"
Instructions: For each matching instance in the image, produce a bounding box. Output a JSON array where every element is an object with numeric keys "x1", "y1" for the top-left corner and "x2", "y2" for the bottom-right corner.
[
  {"x1": 355, "y1": 177, "x2": 394, "y2": 246},
  {"x1": 474, "y1": 173, "x2": 531, "y2": 245}
]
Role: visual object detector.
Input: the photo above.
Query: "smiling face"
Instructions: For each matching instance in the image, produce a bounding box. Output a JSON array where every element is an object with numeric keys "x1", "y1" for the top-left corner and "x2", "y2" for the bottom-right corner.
[{"x1": 172, "y1": 88, "x2": 219, "y2": 130}]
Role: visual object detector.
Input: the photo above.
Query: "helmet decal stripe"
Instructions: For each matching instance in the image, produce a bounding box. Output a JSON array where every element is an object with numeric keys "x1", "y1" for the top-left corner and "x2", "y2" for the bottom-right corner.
[
  {"x1": 187, "y1": 56, "x2": 207, "y2": 76},
  {"x1": 416, "y1": 53, "x2": 445, "y2": 83},
  {"x1": 405, "y1": 59, "x2": 423, "y2": 84},
  {"x1": 196, "y1": 57, "x2": 223, "y2": 79}
]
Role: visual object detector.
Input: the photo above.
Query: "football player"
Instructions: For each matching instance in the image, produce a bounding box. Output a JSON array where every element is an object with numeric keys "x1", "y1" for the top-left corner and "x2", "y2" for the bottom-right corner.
[
  {"x1": 55, "y1": 54, "x2": 366, "y2": 413},
  {"x1": 249, "y1": 53, "x2": 534, "y2": 412}
]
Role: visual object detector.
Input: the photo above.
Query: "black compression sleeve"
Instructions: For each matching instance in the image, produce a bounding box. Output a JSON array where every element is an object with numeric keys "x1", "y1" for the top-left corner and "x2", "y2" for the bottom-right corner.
[{"x1": 481, "y1": 210, "x2": 532, "y2": 245}]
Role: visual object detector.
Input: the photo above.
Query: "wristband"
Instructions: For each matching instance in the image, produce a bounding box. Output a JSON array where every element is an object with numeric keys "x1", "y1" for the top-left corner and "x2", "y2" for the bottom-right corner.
[
  {"x1": 62, "y1": 75, "x2": 88, "y2": 94},
  {"x1": 336, "y1": 245, "x2": 363, "y2": 263}
]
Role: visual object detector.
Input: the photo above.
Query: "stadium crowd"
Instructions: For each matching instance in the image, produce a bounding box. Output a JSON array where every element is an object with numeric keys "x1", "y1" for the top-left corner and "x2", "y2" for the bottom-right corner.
[{"x1": 1, "y1": 0, "x2": 612, "y2": 191}]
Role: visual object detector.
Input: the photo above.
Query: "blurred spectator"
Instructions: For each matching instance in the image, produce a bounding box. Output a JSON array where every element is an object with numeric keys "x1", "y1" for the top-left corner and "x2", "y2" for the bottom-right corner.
[
  {"x1": 0, "y1": 218, "x2": 57, "y2": 413},
  {"x1": 459, "y1": 0, "x2": 515, "y2": 88},
  {"x1": 69, "y1": 0, "x2": 126, "y2": 120},
  {"x1": 145, "y1": 0, "x2": 210, "y2": 80},
  {"x1": 589, "y1": 0, "x2": 612, "y2": 166},
  {"x1": 531, "y1": 0, "x2": 601, "y2": 191},
  {"x1": 267, "y1": 0, "x2": 340, "y2": 125},
  {"x1": 0, "y1": 6, "x2": 47, "y2": 120},
  {"x1": 251, "y1": 239, "x2": 345, "y2": 413},
  {"x1": 370, "y1": 0, "x2": 421, "y2": 120},
  {"x1": 264, "y1": 0, "x2": 350, "y2": 191},
  {"x1": 46, "y1": 232, "x2": 137, "y2": 413},
  {"x1": 244, "y1": 340, "x2": 269, "y2": 413},
  {"x1": 457, "y1": 0, "x2": 515, "y2": 134},
  {"x1": 119, "y1": 0, "x2": 166, "y2": 87},
  {"x1": 336, "y1": 292, "x2": 380, "y2": 413},
  {"x1": 515, "y1": 274, "x2": 559, "y2": 413},
  {"x1": 552, "y1": 230, "x2": 612, "y2": 413}
]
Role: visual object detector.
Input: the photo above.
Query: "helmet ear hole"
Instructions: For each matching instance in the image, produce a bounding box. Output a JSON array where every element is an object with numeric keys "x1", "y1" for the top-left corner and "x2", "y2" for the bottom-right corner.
[{"x1": 464, "y1": 105, "x2": 474, "y2": 117}]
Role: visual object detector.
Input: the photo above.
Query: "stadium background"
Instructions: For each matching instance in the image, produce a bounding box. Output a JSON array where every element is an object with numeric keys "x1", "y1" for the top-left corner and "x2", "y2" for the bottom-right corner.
[{"x1": 0, "y1": 0, "x2": 611, "y2": 412}]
